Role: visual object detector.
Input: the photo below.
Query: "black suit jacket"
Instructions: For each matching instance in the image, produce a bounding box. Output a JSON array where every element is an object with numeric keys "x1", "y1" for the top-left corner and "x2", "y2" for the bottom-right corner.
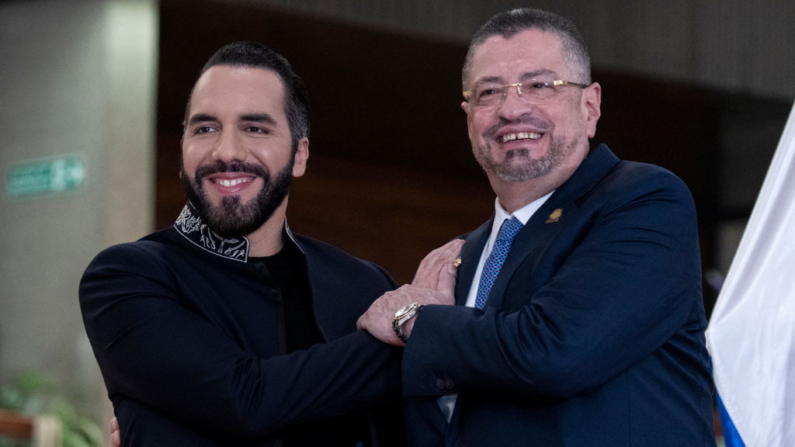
[
  {"x1": 402, "y1": 145, "x2": 716, "y2": 447},
  {"x1": 80, "y1": 204, "x2": 403, "y2": 446}
]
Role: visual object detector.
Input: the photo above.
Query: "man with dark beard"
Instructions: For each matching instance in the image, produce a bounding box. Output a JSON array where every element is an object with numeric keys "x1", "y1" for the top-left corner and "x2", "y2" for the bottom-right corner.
[
  {"x1": 358, "y1": 8, "x2": 715, "y2": 447},
  {"x1": 79, "y1": 42, "x2": 437, "y2": 446}
]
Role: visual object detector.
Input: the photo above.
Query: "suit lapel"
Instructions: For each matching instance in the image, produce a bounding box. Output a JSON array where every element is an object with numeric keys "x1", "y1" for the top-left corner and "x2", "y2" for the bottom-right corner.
[
  {"x1": 484, "y1": 145, "x2": 621, "y2": 310},
  {"x1": 454, "y1": 217, "x2": 493, "y2": 306}
]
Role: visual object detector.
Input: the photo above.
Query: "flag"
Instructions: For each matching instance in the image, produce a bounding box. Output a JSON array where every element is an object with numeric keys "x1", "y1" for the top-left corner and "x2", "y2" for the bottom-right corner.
[{"x1": 707, "y1": 101, "x2": 795, "y2": 447}]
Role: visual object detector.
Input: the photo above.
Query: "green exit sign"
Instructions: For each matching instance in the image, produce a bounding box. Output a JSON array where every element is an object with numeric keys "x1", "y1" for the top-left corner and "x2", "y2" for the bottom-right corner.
[{"x1": 6, "y1": 155, "x2": 86, "y2": 197}]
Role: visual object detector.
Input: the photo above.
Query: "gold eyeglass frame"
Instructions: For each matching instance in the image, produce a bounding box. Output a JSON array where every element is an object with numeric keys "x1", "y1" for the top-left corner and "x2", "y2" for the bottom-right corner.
[{"x1": 463, "y1": 79, "x2": 587, "y2": 103}]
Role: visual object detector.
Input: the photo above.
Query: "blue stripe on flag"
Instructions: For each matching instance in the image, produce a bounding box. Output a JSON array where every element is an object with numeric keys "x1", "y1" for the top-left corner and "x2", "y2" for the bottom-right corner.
[{"x1": 717, "y1": 392, "x2": 745, "y2": 447}]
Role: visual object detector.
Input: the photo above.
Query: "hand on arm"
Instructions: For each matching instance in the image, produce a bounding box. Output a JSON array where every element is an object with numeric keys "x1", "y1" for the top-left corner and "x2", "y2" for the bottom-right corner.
[
  {"x1": 411, "y1": 238, "x2": 464, "y2": 290},
  {"x1": 402, "y1": 173, "x2": 702, "y2": 399},
  {"x1": 357, "y1": 239, "x2": 463, "y2": 345}
]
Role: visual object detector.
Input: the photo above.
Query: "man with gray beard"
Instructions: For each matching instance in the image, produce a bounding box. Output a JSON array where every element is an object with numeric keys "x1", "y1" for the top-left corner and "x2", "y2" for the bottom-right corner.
[{"x1": 357, "y1": 8, "x2": 715, "y2": 447}]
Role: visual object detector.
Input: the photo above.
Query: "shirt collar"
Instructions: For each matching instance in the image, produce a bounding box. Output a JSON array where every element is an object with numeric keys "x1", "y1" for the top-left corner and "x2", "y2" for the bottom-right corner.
[
  {"x1": 174, "y1": 202, "x2": 250, "y2": 262},
  {"x1": 491, "y1": 191, "x2": 554, "y2": 235},
  {"x1": 174, "y1": 202, "x2": 304, "y2": 262},
  {"x1": 283, "y1": 220, "x2": 304, "y2": 254}
]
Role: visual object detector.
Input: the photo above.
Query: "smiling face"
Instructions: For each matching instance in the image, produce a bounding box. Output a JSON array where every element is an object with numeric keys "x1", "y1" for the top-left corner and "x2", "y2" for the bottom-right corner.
[
  {"x1": 181, "y1": 65, "x2": 308, "y2": 238},
  {"x1": 463, "y1": 29, "x2": 600, "y2": 188}
]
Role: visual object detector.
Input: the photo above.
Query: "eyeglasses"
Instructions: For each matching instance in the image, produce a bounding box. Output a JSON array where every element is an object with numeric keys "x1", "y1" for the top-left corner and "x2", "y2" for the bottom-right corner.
[{"x1": 463, "y1": 78, "x2": 587, "y2": 108}]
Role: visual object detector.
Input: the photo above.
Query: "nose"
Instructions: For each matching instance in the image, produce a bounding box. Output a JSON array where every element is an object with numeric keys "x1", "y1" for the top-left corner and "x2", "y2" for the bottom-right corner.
[
  {"x1": 497, "y1": 83, "x2": 532, "y2": 121},
  {"x1": 211, "y1": 129, "x2": 247, "y2": 163}
]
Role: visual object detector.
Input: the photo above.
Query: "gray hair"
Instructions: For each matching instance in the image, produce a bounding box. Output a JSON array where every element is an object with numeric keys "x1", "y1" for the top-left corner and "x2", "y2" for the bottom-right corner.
[{"x1": 462, "y1": 8, "x2": 591, "y2": 89}]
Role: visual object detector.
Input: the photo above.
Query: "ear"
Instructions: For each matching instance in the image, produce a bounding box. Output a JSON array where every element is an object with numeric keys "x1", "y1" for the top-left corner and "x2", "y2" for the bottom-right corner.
[
  {"x1": 292, "y1": 137, "x2": 309, "y2": 178},
  {"x1": 582, "y1": 82, "x2": 601, "y2": 138},
  {"x1": 461, "y1": 101, "x2": 476, "y2": 138}
]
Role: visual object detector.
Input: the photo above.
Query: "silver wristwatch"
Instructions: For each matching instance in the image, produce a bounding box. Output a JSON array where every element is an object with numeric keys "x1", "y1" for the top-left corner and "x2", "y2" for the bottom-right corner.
[{"x1": 392, "y1": 302, "x2": 421, "y2": 343}]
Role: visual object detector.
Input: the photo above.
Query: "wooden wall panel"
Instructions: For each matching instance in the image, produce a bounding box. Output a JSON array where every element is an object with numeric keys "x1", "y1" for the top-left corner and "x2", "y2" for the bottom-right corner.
[{"x1": 287, "y1": 155, "x2": 494, "y2": 283}]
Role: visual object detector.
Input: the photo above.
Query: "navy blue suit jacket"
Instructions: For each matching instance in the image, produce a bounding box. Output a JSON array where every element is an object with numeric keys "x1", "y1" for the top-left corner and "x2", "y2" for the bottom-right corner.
[{"x1": 402, "y1": 145, "x2": 715, "y2": 447}]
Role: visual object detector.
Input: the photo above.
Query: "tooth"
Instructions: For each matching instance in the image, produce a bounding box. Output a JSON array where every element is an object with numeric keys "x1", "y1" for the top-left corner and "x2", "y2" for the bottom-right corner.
[
  {"x1": 218, "y1": 178, "x2": 248, "y2": 187},
  {"x1": 502, "y1": 132, "x2": 543, "y2": 142}
]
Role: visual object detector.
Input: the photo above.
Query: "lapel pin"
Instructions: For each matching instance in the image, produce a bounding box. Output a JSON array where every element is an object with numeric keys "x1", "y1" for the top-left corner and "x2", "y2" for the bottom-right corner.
[
  {"x1": 453, "y1": 257, "x2": 462, "y2": 267},
  {"x1": 546, "y1": 208, "x2": 563, "y2": 223}
]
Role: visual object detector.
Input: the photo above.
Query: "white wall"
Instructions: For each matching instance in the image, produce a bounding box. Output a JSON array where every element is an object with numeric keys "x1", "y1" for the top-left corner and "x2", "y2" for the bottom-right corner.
[{"x1": 0, "y1": 0, "x2": 158, "y2": 422}]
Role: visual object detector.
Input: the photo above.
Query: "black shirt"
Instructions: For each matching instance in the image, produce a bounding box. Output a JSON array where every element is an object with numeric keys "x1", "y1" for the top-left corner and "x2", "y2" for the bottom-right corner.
[
  {"x1": 254, "y1": 241, "x2": 322, "y2": 353},
  {"x1": 252, "y1": 241, "x2": 368, "y2": 447}
]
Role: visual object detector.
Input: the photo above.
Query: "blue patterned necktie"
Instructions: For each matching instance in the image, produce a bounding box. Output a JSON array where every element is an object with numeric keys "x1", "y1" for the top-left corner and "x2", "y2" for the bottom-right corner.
[{"x1": 474, "y1": 216, "x2": 524, "y2": 309}]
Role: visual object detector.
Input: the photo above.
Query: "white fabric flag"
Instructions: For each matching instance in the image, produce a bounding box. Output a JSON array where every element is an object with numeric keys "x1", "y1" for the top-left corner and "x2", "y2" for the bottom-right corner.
[{"x1": 707, "y1": 101, "x2": 795, "y2": 447}]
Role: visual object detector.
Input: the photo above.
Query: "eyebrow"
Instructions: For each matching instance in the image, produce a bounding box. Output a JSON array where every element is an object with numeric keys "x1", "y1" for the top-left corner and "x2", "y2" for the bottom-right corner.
[
  {"x1": 187, "y1": 113, "x2": 218, "y2": 127},
  {"x1": 187, "y1": 113, "x2": 278, "y2": 127},
  {"x1": 472, "y1": 76, "x2": 504, "y2": 88},
  {"x1": 239, "y1": 113, "x2": 277, "y2": 126},
  {"x1": 519, "y1": 69, "x2": 558, "y2": 80},
  {"x1": 472, "y1": 69, "x2": 559, "y2": 87}
]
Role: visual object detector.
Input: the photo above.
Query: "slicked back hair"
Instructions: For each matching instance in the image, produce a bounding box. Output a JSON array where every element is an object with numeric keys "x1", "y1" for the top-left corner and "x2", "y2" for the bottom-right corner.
[
  {"x1": 184, "y1": 41, "x2": 310, "y2": 151},
  {"x1": 462, "y1": 8, "x2": 591, "y2": 89}
]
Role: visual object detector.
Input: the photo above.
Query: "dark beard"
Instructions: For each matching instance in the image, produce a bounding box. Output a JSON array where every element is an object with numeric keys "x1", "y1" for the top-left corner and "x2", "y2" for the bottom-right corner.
[{"x1": 180, "y1": 157, "x2": 294, "y2": 239}]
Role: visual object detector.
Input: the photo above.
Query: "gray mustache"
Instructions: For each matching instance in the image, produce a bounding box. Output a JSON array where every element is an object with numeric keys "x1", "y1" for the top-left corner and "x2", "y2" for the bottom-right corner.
[{"x1": 484, "y1": 115, "x2": 552, "y2": 139}]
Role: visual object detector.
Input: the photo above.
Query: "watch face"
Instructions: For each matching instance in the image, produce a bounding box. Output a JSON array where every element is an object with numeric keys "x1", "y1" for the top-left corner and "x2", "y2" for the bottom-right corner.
[{"x1": 395, "y1": 302, "x2": 418, "y2": 319}]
